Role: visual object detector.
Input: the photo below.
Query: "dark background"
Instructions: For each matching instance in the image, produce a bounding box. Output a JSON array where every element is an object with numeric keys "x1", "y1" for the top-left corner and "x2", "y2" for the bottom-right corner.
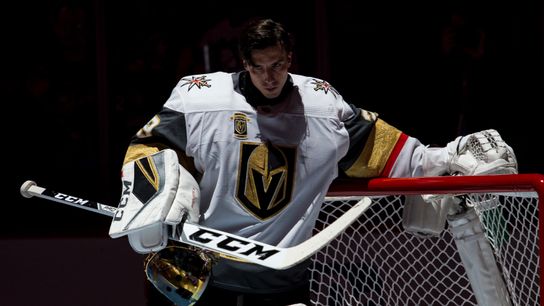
[
  {"x1": 2, "y1": 0, "x2": 543, "y2": 304},
  {"x1": 6, "y1": 0, "x2": 543, "y2": 237}
]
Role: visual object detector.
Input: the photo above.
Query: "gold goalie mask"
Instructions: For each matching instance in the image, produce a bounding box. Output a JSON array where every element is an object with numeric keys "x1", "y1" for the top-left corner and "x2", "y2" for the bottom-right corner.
[{"x1": 144, "y1": 244, "x2": 217, "y2": 306}]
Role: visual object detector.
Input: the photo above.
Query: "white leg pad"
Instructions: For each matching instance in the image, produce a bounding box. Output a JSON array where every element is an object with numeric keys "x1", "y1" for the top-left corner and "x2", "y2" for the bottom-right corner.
[{"x1": 447, "y1": 208, "x2": 512, "y2": 306}]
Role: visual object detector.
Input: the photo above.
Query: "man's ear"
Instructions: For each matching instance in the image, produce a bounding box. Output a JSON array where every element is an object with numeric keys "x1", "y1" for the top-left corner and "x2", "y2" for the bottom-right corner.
[
  {"x1": 287, "y1": 52, "x2": 293, "y2": 68},
  {"x1": 242, "y1": 60, "x2": 249, "y2": 70}
]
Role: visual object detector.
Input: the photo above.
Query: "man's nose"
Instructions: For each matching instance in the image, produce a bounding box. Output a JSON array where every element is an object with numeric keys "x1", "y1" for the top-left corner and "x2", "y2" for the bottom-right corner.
[{"x1": 264, "y1": 68, "x2": 274, "y2": 83}]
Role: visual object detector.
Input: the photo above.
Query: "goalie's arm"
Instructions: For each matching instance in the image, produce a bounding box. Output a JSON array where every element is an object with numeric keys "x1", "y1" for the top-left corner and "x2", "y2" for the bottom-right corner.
[
  {"x1": 114, "y1": 101, "x2": 202, "y2": 254},
  {"x1": 385, "y1": 129, "x2": 517, "y2": 178},
  {"x1": 336, "y1": 104, "x2": 517, "y2": 179},
  {"x1": 126, "y1": 105, "x2": 197, "y2": 174}
]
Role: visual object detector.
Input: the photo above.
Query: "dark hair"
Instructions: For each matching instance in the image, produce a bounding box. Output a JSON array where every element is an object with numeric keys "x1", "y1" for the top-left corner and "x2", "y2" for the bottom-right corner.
[{"x1": 238, "y1": 18, "x2": 293, "y2": 64}]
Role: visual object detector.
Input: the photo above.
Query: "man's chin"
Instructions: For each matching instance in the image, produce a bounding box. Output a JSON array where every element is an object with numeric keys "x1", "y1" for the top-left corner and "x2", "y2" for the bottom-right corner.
[{"x1": 262, "y1": 91, "x2": 281, "y2": 99}]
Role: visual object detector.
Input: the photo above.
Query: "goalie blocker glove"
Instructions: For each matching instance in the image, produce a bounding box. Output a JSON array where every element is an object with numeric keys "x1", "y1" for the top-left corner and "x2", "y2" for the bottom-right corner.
[{"x1": 109, "y1": 149, "x2": 200, "y2": 253}]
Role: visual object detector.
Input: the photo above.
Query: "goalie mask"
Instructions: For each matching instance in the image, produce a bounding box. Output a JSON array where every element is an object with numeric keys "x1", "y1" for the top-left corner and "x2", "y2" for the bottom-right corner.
[{"x1": 144, "y1": 245, "x2": 217, "y2": 306}]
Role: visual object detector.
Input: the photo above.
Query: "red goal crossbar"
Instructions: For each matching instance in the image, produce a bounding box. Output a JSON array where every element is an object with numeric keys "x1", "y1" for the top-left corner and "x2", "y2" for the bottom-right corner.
[{"x1": 329, "y1": 173, "x2": 544, "y2": 196}]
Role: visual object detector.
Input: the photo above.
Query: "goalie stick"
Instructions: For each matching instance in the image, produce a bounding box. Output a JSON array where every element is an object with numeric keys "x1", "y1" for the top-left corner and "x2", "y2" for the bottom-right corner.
[{"x1": 20, "y1": 180, "x2": 371, "y2": 270}]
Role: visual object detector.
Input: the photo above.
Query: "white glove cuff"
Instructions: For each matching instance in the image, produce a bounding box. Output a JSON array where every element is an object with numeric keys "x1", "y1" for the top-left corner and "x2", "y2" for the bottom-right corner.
[{"x1": 128, "y1": 223, "x2": 169, "y2": 254}]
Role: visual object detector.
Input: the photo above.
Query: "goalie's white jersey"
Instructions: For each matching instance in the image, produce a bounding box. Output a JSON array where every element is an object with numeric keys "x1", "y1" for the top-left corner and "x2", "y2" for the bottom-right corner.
[{"x1": 125, "y1": 71, "x2": 416, "y2": 292}]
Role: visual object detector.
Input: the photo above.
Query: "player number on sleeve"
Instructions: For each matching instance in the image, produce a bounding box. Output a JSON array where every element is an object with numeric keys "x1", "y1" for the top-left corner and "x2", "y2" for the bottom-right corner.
[{"x1": 136, "y1": 115, "x2": 160, "y2": 138}]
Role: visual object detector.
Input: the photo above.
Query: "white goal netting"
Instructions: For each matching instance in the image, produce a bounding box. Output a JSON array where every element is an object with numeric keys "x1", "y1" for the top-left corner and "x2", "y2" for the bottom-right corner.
[{"x1": 309, "y1": 179, "x2": 541, "y2": 306}]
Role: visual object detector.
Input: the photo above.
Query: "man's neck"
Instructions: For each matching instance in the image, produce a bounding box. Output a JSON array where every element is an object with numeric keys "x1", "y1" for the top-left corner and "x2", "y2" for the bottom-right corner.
[{"x1": 237, "y1": 71, "x2": 293, "y2": 108}]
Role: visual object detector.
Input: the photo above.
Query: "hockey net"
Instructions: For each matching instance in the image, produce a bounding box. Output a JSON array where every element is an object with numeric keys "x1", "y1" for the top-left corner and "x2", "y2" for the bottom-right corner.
[{"x1": 310, "y1": 174, "x2": 543, "y2": 306}]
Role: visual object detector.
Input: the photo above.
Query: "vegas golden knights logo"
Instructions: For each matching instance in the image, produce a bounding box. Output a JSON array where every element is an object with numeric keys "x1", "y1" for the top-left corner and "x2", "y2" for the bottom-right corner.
[
  {"x1": 230, "y1": 112, "x2": 249, "y2": 139},
  {"x1": 236, "y1": 142, "x2": 296, "y2": 220}
]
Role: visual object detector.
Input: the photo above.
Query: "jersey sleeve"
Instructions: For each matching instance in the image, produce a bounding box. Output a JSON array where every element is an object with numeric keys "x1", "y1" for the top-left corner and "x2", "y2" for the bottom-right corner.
[
  {"x1": 338, "y1": 104, "x2": 408, "y2": 178},
  {"x1": 123, "y1": 106, "x2": 197, "y2": 174},
  {"x1": 122, "y1": 80, "x2": 197, "y2": 175}
]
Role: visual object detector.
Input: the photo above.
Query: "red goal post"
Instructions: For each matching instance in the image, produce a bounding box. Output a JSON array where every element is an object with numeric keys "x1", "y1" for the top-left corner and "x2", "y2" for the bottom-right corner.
[{"x1": 310, "y1": 174, "x2": 544, "y2": 306}]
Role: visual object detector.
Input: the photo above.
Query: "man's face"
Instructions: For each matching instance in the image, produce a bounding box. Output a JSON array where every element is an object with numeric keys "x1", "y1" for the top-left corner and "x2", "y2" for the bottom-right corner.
[{"x1": 244, "y1": 44, "x2": 292, "y2": 99}]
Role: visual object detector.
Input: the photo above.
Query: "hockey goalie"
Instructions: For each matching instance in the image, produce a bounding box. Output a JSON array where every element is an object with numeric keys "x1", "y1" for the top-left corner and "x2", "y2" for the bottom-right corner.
[
  {"x1": 108, "y1": 87, "x2": 517, "y2": 306},
  {"x1": 104, "y1": 19, "x2": 518, "y2": 306},
  {"x1": 15, "y1": 16, "x2": 522, "y2": 306}
]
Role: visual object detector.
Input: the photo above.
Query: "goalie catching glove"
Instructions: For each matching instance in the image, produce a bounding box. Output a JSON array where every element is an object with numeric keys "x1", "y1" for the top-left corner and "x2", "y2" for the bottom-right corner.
[
  {"x1": 423, "y1": 129, "x2": 517, "y2": 177},
  {"x1": 109, "y1": 149, "x2": 200, "y2": 254},
  {"x1": 448, "y1": 129, "x2": 517, "y2": 176},
  {"x1": 406, "y1": 129, "x2": 517, "y2": 235}
]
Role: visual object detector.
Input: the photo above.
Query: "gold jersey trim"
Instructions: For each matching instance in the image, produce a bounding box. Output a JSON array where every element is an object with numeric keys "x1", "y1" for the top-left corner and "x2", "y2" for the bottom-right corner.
[
  {"x1": 124, "y1": 144, "x2": 198, "y2": 178},
  {"x1": 123, "y1": 144, "x2": 162, "y2": 165},
  {"x1": 345, "y1": 119, "x2": 402, "y2": 178}
]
